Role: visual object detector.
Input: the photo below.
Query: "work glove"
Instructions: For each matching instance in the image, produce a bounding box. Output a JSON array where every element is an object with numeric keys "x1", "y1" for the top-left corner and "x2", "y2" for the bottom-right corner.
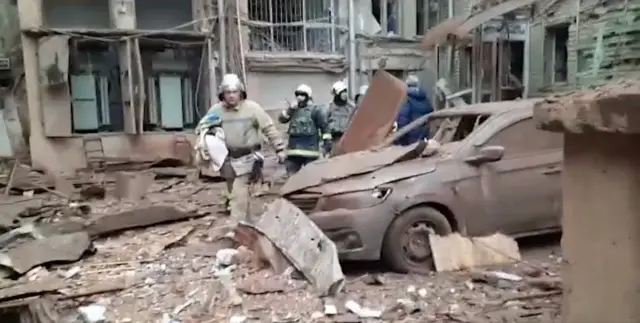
[
  {"x1": 322, "y1": 140, "x2": 333, "y2": 157},
  {"x1": 276, "y1": 150, "x2": 286, "y2": 164}
]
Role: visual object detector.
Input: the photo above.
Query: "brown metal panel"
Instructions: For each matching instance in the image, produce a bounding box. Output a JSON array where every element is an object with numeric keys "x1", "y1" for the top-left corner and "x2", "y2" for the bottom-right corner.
[{"x1": 333, "y1": 71, "x2": 407, "y2": 156}]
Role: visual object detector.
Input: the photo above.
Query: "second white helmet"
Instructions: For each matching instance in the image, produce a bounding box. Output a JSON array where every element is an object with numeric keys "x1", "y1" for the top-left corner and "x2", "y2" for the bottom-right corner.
[
  {"x1": 358, "y1": 85, "x2": 369, "y2": 96},
  {"x1": 331, "y1": 81, "x2": 348, "y2": 96},
  {"x1": 295, "y1": 84, "x2": 312, "y2": 97}
]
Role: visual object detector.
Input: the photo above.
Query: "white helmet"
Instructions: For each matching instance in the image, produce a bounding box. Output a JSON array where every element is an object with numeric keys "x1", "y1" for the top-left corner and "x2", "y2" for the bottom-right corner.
[
  {"x1": 331, "y1": 81, "x2": 348, "y2": 95},
  {"x1": 219, "y1": 73, "x2": 245, "y2": 93},
  {"x1": 295, "y1": 84, "x2": 312, "y2": 97},
  {"x1": 405, "y1": 74, "x2": 419, "y2": 87},
  {"x1": 358, "y1": 85, "x2": 369, "y2": 96}
]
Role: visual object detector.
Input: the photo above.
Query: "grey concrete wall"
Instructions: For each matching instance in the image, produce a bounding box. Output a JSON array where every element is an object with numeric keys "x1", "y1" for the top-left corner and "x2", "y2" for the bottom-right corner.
[{"x1": 246, "y1": 71, "x2": 345, "y2": 112}]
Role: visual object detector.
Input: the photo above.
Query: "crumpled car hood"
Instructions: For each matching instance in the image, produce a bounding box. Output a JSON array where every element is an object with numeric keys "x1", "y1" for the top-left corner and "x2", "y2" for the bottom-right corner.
[
  {"x1": 280, "y1": 141, "x2": 426, "y2": 196},
  {"x1": 281, "y1": 141, "x2": 459, "y2": 196},
  {"x1": 305, "y1": 157, "x2": 439, "y2": 195}
]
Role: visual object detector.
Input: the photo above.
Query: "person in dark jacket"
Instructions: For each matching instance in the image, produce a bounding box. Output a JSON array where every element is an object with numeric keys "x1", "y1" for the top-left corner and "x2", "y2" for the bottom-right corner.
[{"x1": 394, "y1": 75, "x2": 433, "y2": 146}]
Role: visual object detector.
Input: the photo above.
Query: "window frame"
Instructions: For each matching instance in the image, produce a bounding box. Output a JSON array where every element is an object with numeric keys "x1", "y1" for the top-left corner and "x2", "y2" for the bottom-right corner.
[{"x1": 544, "y1": 23, "x2": 570, "y2": 85}]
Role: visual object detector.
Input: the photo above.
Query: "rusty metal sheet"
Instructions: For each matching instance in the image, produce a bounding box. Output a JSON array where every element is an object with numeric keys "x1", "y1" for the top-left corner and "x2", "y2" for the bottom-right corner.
[
  {"x1": 0, "y1": 278, "x2": 64, "y2": 302},
  {"x1": 333, "y1": 71, "x2": 407, "y2": 156},
  {"x1": 420, "y1": 18, "x2": 467, "y2": 51},
  {"x1": 86, "y1": 206, "x2": 198, "y2": 237},
  {"x1": 280, "y1": 141, "x2": 423, "y2": 196},
  {"x1": 454, "y1": 0, "x2": 537, "y2": 37},
  {"x1": 2, "y1": 232, "x2": 91, "y2": 274}
]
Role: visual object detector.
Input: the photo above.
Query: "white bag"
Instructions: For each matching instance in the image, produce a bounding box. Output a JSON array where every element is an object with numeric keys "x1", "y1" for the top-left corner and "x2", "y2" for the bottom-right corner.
[{"x1": 204, "y1": 133, "x2": 229, "y2": 172}]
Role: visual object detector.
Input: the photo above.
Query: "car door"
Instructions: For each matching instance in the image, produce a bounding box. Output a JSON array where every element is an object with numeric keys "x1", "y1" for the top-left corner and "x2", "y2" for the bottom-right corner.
[{"x1": 478, "y1": 117, "x2": 562, "y2": 235}]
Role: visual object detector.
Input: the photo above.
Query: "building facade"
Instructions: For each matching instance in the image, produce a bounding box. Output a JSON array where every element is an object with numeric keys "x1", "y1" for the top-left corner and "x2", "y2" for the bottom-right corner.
[
  {"x1": 7, "y1": 0, "x2": 438, "y2": 174},
  {"x1": 528, "y1": 0, "x2": 640, "y2": 96}
]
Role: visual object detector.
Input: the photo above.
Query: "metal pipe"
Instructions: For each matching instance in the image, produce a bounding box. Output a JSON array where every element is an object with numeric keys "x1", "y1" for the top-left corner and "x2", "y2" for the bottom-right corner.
[
  {"x1": 446, "y1": 0, "x2": 455, "y2": 82},
  {"x1": 302, "y1": 0, "x2": 307, "y2": 51},
  {"x1": 347, "y1": 0, "x2": 357, "y2": 98},
  {"x1": 380, "y1": 0, "x2": 388, "y2": 34},
  {"x1": 330, "y1": 0, "x2": 336, "y2": 52},
  {"x1": 491, "y1": 38, "x2": 499, "y2": 101},
  {"x1": 268, "y1": 0, "x2": 274, "y2": 48},
  {"x1": 217, "y1": 0, "x2": 227, "y2": 75},
  {"x1": 522, "y1": 14, "x2": 531, "y2": 98},
  {"x1": 207, "y1": 38, "x2": 217, "y2": 106}
]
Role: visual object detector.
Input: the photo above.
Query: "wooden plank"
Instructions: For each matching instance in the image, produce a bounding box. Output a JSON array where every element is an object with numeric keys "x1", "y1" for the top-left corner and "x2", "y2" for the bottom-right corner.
[
  {"x1": 454, "y1": 0, "x2": 538, "y2": 37},
  {"x1": 38, "y1": 36, "x2": 73, "y2": 137}
]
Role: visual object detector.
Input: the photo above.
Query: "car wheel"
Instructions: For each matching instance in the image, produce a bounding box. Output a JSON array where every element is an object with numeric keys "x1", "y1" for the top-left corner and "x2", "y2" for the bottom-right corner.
[{"x1": 381, "y1": 206, "x2": 453, "y2": 274}]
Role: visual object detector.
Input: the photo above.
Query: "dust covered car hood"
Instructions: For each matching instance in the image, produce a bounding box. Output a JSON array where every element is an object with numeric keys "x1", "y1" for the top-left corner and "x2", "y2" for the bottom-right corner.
[{"x1": 280, "y1": 140, "x2": 457, "y2": 196}]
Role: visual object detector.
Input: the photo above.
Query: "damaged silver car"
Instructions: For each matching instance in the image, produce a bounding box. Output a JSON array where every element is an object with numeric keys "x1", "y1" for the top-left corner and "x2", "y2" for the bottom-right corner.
[{"x1": 281, "y1": 99, "x2": 563, "y2": 274}]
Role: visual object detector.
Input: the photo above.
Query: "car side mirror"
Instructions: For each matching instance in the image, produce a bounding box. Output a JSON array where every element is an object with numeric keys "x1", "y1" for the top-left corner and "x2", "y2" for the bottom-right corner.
[{"x1": 465, "y1": 145, "x2": 504, "y2": 165}]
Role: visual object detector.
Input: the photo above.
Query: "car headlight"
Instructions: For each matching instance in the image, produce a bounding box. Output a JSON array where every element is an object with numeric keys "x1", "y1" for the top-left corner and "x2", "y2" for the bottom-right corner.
[{"x1": 318, "y1": 186, "x2": 393, "y2": 211}]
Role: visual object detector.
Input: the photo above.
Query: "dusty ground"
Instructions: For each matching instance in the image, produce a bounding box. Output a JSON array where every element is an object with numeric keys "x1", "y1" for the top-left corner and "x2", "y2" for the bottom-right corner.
[{"x1": 2, "y1": 173, "x2": 563, "y2": 323}]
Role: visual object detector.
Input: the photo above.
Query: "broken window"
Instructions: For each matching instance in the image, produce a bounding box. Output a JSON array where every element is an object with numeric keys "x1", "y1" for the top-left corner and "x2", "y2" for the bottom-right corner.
[
  {"x1": 247, "y1": 0, "x2": 339, "y2": 52},
  {"x1": 417, "y1": 0, "x2": 447, "y2": 35},
  {"x1": 140, "y1": 43, "x2": 204, "y2": 131},
  {"x1": 43, "y1": 0, "x2": 110, "y2": 29},
  {"x1": 135, "y1": 0, "x2": 194, "y2": 30},
  {"x1": 69, "y1": 41, "x2": 124, "y2": 133},
  {"x1": 430, "y1": 114, "x2": 490, "y2": 144},
  {"x1": 545, "y1": 24, "x2": 569, "y2": 84}
]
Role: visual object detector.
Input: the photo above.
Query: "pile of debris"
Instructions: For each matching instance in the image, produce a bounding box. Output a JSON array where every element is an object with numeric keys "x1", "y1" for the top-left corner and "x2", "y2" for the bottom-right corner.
[{"x1": 0, "y1": 160, "x2": 564, "y2": 322}]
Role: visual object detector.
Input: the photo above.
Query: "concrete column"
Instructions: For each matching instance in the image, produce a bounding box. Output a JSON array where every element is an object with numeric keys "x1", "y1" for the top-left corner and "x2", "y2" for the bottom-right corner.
[
  {"x1": 561, "y1": 132, "x2": 640, "y2": 323},
  {"x1": 534, "y1": 81, "x2": 640, "y2": 323},
  {"x1": 17, "y1": 0, "x2": 44, "y2": 167},
  {"x1": 109, "y1": 0, "x2": 138, "y2": 133}
]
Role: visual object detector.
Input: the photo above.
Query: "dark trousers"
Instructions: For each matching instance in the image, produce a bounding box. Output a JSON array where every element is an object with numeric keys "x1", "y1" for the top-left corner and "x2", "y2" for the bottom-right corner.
[{"x1": 285, "y1": 155, "x2": 318, "y2": 176}]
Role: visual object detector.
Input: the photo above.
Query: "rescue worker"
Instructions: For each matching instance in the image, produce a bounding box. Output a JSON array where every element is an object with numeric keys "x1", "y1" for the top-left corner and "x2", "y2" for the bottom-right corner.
[
  {"x1": 279, "y1": 84, "x2": 330, "y2": 175},
  {"x1": 394, "y1": 75, "x2": 433, "y2": 146},
  {"x1": 354, "y1": 85, "x2": 369, "y2": 106},
  {"x1": 325, "y1": 80, "x2": 356, "y2": 154},
  {"x1": 196, "y1": 73, "x2": 286, "y2": 222}
]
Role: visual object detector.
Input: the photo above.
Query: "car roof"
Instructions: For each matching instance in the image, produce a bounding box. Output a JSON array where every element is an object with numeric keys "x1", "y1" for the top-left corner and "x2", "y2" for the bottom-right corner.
[{"x1": 429, "y1": 98, "x2": 542, "y2": 118}]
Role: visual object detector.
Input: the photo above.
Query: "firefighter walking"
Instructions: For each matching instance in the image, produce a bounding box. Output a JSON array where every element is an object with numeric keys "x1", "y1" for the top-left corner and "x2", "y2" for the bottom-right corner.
[
  {"x1": 195, "y1": 73, "x2": 286, "y2": 222},
  {"x1": 279, "y1": 84, "x2": 330, "y2": 176}
]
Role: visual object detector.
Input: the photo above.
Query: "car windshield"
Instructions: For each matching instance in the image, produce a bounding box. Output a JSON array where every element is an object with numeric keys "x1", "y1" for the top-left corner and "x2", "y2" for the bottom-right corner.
[{"x1": 429, "y1": 113, "x2": 491, "y2": 144}]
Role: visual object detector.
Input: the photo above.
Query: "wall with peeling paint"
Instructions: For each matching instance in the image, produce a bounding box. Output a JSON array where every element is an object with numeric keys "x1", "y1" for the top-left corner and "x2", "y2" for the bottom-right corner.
[
  {"x1": 528, "y1": 0, "x2": 640, "y2": 96},
  {"x1": 0, "y1": 0, "x2": 25, "y2": 159}
]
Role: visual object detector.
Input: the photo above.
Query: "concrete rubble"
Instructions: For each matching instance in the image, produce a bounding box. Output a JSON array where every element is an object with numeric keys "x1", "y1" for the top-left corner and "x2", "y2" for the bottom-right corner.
[{"x1": 0, "y1": 158, "x2": 563, "y2": 322}]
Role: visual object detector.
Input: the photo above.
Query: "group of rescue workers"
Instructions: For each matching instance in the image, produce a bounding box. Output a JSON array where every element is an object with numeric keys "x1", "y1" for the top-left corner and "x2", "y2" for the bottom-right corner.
[{"x1": 194, "y1": 73, "x2": 433, "y2": 223}]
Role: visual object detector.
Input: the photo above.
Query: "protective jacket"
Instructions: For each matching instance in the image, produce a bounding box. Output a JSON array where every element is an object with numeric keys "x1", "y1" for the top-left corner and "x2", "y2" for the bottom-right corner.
[
  {"x1": 326, "y1": 101, "x2": 355, "y2": 136},
  {"x1": 279, "y1": 102, "x2": 328, "y2": 158},
  {"x1": 394, "y1": 87, "x2": 433, "y2": 146},
  {"x1": 196, "y1": 99, "x2": 285, "y2": 158}
]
